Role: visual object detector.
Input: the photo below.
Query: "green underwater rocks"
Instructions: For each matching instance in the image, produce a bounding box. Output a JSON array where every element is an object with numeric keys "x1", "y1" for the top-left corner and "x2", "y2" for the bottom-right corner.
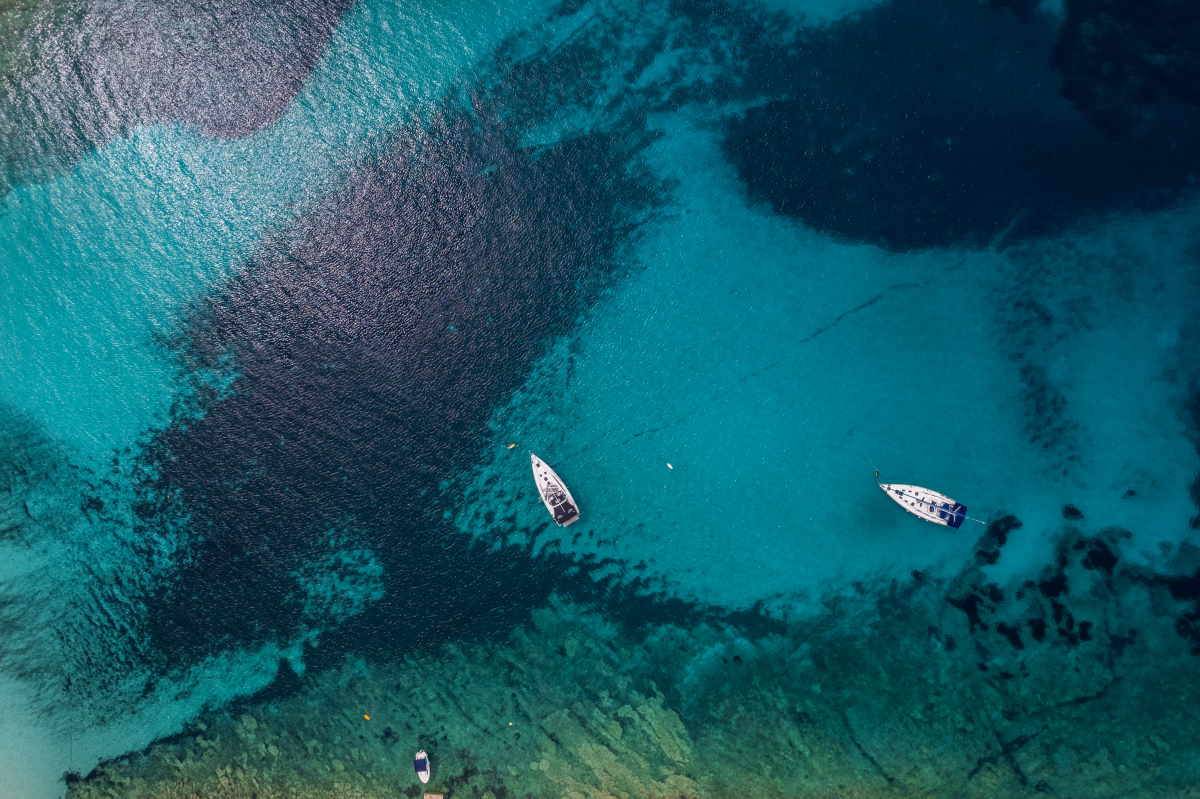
[{"x1": 68, "y1": 515, "x2": 1200, "y2": 798}]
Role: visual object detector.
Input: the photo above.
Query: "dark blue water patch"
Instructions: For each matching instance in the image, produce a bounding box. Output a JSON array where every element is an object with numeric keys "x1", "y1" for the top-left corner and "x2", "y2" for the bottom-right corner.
[
  {"x1": 974, "y1": 514, "x2": 1023, "y2": 566},
  {"x1": 0, "y1": 0, "x2": 352, "y2": 194},
  {"x1": 135, "y1": 92, "x2": 672, "y2": 667},
  {"x1": 1191, "y1": 474, "x2": 1200, "y2": 530},
  {"x1": 717, "y1": 0, "x2": 1200, "y2": 251},
  {"x1": 1053, "y1": 0, "x2": 1200, "y2": 142},
  {"x1": 1187, "y1": 384, "x2": 1200, "y2": 528}
]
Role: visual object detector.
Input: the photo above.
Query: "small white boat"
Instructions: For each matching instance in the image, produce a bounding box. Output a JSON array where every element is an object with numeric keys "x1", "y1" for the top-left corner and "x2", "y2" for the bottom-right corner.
[
  {"x1": 875, "y1": 471, "x2": 970, "y2": 528},
  {"x1": 414, "y1": 750, "x2": 431, "y2": 784},
  {"x1": 531, "y1": 452, "x2": 580, "y2": 526}
]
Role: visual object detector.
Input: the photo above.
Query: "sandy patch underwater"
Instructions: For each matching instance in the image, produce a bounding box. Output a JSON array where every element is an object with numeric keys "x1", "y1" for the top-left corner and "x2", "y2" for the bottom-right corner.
[
  {"x1": 452, "y1": 0, "x2": 1199, "y2": 615},
  {"x1": 456, "y1": 109, "x2": 1200, "y2": 614}
]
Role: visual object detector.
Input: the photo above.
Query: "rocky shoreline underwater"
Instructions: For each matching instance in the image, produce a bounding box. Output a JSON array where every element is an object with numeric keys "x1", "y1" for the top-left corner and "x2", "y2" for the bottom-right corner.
[{"x1": 68, "y1": 510, "x2": 1200, "y2": 799}]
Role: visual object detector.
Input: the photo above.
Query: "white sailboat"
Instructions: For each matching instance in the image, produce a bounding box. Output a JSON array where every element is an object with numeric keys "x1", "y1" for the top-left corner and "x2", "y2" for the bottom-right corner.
[
  {"x1": 531, "y1": 453, "x2": 580, "y2": 526},
  {"x1": 875, "y1": 471, "x2": 976, "y2": 528}
]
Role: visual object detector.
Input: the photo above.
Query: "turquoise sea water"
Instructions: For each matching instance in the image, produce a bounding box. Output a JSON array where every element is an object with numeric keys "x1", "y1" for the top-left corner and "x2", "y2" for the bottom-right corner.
[
  {"x1": 1, "y1": 0, "x2": 1199, "y2": 796},
  {"x1": 1, "y1": 0, "x2": 554, "y2": 466}
]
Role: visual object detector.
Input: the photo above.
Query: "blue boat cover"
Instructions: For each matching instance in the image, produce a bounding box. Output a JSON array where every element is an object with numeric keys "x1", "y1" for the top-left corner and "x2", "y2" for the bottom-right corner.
[
  {"x1": 414, "y1": 757, "x2": 428, "y2": 771},
  {"x1": 936, "y1": 502, "x2": 967, "y2": 528}
]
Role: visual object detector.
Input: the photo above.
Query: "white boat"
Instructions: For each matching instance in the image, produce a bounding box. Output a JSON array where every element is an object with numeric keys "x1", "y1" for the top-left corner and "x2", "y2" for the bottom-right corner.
[
  {"x1": 414, "y1": 750, "x2": 431, "y2": 784},
  {"x1": 531, "y1": 453, "x2": 580, "y2": 526},
  {"x1": 875, "y1": 471, "x2": 970, "y2": 528}
]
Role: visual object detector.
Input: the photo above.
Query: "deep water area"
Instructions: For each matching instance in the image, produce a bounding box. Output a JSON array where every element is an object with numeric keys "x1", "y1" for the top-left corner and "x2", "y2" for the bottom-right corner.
[
  {"x1": 720, "y1": 0, "x2": 1200, "y2": 250},
  {"x1": 1, "y1": 0, "x2": 1199, "y2": 797}
]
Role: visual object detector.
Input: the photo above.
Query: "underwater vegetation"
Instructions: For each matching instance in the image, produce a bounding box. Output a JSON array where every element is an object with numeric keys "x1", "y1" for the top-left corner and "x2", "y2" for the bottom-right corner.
[
  {"x1": 719, "y1": 0, "x2": 1200, "y2": 250},
  {"x1": 1054, "y1": 0, "x2": 1200, "y2": 143},
  {"x1": 67, "y1": 515, "x2": 1200, "y2": 798}
]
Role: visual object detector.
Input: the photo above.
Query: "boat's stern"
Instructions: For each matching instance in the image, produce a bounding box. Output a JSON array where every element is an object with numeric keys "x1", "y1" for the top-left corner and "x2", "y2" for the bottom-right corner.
[{"x1": 941, "y1": 502, "x2": 968, "y2": 528}]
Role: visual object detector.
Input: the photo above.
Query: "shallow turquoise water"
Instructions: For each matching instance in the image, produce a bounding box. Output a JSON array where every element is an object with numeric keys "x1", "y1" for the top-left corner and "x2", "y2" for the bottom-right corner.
[
  {"x1": 457, "y1": 114, "x2": 1200, "y2": 610},
  {"x1": 0, "y1": 0, "x2": 551, "y2": 466},
  {"x1": 1, "y1": 0, "x2": 1198, "y2": 795}
]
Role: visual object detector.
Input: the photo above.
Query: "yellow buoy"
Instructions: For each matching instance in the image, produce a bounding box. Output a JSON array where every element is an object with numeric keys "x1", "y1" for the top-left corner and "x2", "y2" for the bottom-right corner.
[{"x1": 363, "y1": 713, "x2": 371, "y2": 721}]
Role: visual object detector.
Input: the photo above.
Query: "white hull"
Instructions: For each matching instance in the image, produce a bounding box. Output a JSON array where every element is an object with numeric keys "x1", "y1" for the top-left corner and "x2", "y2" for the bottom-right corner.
[
  {"x1": 414, "y1": 750, "x2": 431, "y2": 784},
  {"x1": 877, "y1": 477, "x2": 968, "y2": 528},
  {"x1": 531, "y1": 453, "x2": 580, "y2": 526}
]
